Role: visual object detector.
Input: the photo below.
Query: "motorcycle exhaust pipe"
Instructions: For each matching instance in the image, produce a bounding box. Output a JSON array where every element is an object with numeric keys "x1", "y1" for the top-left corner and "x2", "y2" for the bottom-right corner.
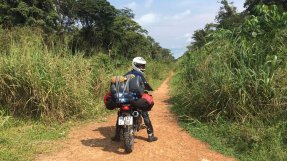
[{"x1": 132, "y1": 111, "x2": 140, "y2": 117}]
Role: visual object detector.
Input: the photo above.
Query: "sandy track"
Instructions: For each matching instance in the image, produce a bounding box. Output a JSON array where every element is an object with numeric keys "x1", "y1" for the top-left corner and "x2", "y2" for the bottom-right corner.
[{"x1": 36, "y1": 75, "x2": 235, "y2": 161}]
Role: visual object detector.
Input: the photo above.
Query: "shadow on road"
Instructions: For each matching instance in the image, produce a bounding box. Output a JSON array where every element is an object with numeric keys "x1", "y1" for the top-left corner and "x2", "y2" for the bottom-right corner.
[{"x1": 81, "y1": 126, "x2": 147, "y2": 154}]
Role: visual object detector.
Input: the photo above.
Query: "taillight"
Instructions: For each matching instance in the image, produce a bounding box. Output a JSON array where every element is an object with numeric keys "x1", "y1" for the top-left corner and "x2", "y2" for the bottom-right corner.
[{"x1": 122, "y1": 105, "x2": 130, "y2": 111}]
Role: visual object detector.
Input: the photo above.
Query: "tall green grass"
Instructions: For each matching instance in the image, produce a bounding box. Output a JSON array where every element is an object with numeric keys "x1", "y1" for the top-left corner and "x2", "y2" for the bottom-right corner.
[
  {"x1": 0, "y1": 27, "x2": 171, "y2": 121},
  {"x1": 176, "y1": 28, "x2": 287, "y2": 124},
  {"x1": 0, "y1": 30, "x2": 109, "y2": 120},
  {"x1": 171, "y1": 5, "x2": 287, "y2": 160}
]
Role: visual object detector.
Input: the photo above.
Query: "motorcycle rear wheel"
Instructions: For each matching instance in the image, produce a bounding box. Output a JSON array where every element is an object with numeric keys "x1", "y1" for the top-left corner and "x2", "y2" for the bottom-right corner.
[{"x1": 123, "y1": 125, "x2": 134, "y2": 153}]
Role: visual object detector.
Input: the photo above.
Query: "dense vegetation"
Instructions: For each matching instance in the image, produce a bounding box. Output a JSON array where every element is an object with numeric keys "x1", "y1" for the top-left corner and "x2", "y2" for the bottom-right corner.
[
  {"x1": 0, "y1": 1, "x2": 174, "y2": 160},
  {"x1": 172, "y1": 0, "x2": 287, "y2": 160},
  {"x1": 0, "y1": 28, "x2": 170, "y2": 160},
  {"x1": 0, "y1": 0, "x2": 174, "y2": 120}
]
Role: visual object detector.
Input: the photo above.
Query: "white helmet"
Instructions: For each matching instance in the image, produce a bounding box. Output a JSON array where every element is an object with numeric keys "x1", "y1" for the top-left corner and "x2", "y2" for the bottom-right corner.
[{"x1": 132, "y1": 57, "x2": 146, "y2": 73}]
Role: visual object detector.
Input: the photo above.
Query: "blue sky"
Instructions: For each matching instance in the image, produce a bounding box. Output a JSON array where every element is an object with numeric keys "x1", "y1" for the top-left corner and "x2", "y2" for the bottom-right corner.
[{"x1": 108, "y1": 0, "x2": 246, "y2": 58}]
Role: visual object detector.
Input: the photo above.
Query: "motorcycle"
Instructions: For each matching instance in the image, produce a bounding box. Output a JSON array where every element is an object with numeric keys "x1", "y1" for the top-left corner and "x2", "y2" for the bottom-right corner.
[
  {"x1": 117, "y1": 103, "x2": 142, "y2": 153},
  {"x1": 110, "y1": 77, "x2": 153, "y2": 153}
]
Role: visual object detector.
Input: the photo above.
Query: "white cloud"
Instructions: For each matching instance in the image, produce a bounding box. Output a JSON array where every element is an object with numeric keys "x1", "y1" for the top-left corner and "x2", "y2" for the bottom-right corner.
[
  {"x1": 142, "y1": 12, "x2": 213, "y2": 51},
  {"x1": 145, "y1": 0, "x2": 154, "y2": 8},
  {"x1": 136, "y1": 13, "x2": 157, "y2": 25},
  {"x1": 125, "y1": 2, "x2": 137, "y2": 10},
  {"x1": 164, "y1": 10, "x2": 191, "y2": 20},
  {"x1": 233, "y1": 0, "x2": 246, "y2": 12},
  {"x1": 184, "y1": 33, "x2": 193, "y2": 43},
  {"x1": 178, "y1": 0, "x2": 197, "y2": 6},
  {"x1": 192, "y1": 13, "x2": 216, "y2": 23},
  {"x1": 172, "y1": 10, "x2": 191, "y2": 20},
  {"x1": 176, "y1": 33, "x2": 192, "y2": 40},
  {"x1": 176, "y1": 33, "x2": 193, "y2": 44},
  {"x1": 184, "y1": 33, "x2": 192, "y2": 38}
]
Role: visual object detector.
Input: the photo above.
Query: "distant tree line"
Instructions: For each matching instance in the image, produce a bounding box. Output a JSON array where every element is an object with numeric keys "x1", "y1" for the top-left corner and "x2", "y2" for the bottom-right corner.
[{"x1": 0, "y1": 0, "x2": 174, "y2": 61}]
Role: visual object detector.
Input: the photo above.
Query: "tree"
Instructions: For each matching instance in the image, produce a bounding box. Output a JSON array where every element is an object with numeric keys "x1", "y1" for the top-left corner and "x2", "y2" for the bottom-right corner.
[
  {"x1": 110, "y1": 14, "x2": 148, "y2": 58},
  {"x1": 0, "y1": 0, "x2": 59, "y2": 31},
  {"x1": 215, "y1": 0, "x2": 245, "y2": 29},
  {"x1": 188, "y1": 23, "x2": 216, "y2": 50},
  {"x1": 244, "y1": 0, "x2": 287, "y2": 12},
  {"x1": 71, "y1": 0, "x2": 117, "y2": 55},
  {"x1": 54, "y1": 0, "x2": 77, "y2": 33},
  {"x1": 118, "y1": 7, "x2": 135, "y2": 18},
  {"x1": 216, "y1": 0, "x2": 237, "y2": 23}
]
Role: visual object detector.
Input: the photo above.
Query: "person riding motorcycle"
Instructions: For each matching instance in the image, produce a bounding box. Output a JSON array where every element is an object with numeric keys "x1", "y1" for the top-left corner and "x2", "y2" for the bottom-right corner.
[{"x1": 111, "y1": 57, "x2": 158, "y2": 142}]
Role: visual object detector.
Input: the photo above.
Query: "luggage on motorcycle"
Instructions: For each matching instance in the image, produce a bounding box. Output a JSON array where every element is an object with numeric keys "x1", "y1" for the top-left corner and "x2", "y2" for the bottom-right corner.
[
  {"x1": 104, "y1": 92, "x2": 118, "y2": 110},
  {"x1": 110, "y1": 75, "x2": 144, "y2": 95},
  {"x1": 141, "y1": 93, "x2": 154, "y2": 105},
  {"x1": 111, "y1": 76, "x2": 126, "y2": 83},
  {"x1": 131, "y1": 93, "x2": 154, "y2": 111},
  {"x1": 110, "y1": 74, "x2": 144, "y2": 104}
]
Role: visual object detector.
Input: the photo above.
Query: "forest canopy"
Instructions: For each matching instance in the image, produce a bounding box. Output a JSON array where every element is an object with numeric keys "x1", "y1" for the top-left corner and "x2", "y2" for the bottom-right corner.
[{"x1": 0, "y1": 0, "x2": 174, "y2": 61}]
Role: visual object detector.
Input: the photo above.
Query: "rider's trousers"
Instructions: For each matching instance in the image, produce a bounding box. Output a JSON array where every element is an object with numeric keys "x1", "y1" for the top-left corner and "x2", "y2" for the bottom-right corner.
[{"x1": 114, "y1": 110, "x2": 154, "y2": 137}]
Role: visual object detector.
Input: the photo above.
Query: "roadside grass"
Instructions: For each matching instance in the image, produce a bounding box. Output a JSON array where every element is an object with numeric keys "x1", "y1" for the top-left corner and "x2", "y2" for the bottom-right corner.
[
  {"x1": 170, "y1": 73, "x2": 287, "y2": 161},
  {"x1": 0, "y1": 116, "x2": 69, "y2": 161},
  {"x1": 145, "y1": 60, "x2": 172, "y2": 90},
  {"x1": 0, "y1": 101, "x2": 111, "y2": 161},
  {"x1": 169, "y1": 7, "x2": 287, "y2": 160},
  {"x1": 170, "y1": 114, "x2": 287, "y2": 161}
]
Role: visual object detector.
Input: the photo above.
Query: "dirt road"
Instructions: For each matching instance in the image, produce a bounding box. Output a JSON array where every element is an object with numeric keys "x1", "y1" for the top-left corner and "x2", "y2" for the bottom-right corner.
[{"x1": 36, "y1": 75, "x2": 235, "y2": 161}]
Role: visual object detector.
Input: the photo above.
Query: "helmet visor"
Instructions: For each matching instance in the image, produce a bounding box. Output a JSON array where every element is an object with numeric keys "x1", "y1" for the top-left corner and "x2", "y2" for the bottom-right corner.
[{"x1": 135, "y1": 63, "x2": 145, "y2": 71}]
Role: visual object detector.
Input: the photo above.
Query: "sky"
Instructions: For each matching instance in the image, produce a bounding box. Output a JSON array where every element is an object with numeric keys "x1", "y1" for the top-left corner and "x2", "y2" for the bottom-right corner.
[{"x1": 108, "y1": 0, "x2": 246, "y2": 58}]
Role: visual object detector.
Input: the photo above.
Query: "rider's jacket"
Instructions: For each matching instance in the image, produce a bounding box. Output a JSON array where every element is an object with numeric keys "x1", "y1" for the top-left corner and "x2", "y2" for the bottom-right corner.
[
  {"x1": 124, "y1": 69, "x2": 150, "y2": 90},
  {"x1": 125, "y1": 69, "x2": 147, "y2": 83}
]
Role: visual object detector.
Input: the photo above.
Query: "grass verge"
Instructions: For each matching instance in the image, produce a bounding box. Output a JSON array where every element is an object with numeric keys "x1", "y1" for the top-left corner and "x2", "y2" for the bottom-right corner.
[{"x1": 169, "y1": 73, "x2": 287, "y2": 161}]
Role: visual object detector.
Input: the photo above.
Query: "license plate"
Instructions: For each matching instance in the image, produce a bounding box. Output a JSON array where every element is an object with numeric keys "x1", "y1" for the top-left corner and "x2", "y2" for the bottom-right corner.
[{"x1": 118, "y1": 116, "x2": 133, "y2": 125}]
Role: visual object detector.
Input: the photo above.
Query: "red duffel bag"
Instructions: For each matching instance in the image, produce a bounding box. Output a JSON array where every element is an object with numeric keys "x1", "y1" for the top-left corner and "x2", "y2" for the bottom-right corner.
[
  {"x1": 131, "y1": 93, "x2": 154, "y2": 111},
  {"x1": 141, "y1": 93, "x2": 154, "y2": 105},
  {"x1": 104, "y1": 92, "x2": 117, "y2": 110}
]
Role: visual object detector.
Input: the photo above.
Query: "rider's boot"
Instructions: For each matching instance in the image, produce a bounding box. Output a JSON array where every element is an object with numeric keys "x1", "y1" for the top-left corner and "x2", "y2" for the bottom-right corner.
[{"x1": 147, "y1": 133, "x2": 158, "y2": 142}]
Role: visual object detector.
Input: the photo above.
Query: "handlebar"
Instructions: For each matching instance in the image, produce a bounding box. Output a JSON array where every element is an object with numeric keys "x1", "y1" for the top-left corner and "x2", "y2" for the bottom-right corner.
[{"x1": 144, "y1": 82, "x2": 153, "y2": 91}]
